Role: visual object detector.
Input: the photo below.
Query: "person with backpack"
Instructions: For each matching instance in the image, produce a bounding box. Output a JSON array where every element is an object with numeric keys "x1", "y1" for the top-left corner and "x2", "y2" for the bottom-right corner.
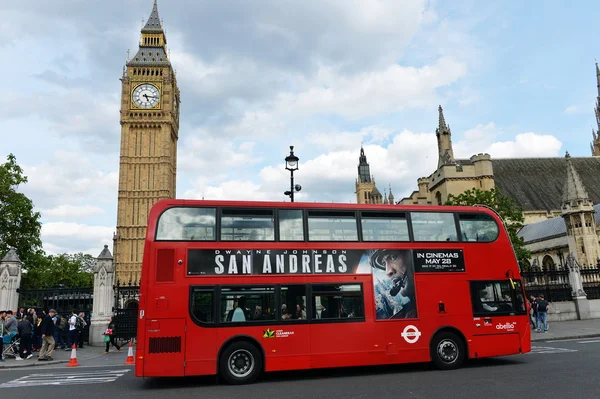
[
  {"x1": 65, "y1": 310, "x2": 79, "y2": 350},
  {"x1": 536, "y1": 294, "x2": 549, "y2": 332},
  {"x1": 52, "y1": 313, "x2": 66, "y2": 350}
]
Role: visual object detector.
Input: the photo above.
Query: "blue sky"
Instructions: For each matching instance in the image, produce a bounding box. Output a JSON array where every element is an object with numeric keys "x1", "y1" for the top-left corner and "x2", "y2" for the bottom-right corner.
[{"x1": 0, "y1": 0, "x2": 598, "y2": 256}]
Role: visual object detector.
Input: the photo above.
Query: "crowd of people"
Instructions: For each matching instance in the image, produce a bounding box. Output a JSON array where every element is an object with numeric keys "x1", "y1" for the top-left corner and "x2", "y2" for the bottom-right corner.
[{"x1": 1, "y1": 307, "x2": 89, "y2": 362}]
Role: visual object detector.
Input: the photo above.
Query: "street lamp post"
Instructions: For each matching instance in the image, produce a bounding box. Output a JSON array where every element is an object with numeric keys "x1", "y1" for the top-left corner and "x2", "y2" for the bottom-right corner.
[{"x1": 284, "y1": 146, "x2": 301, "y2": 202}]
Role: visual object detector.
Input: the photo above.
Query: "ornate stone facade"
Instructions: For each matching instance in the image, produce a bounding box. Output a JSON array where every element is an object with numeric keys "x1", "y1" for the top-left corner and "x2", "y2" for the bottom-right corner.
[
  {"x1": 399, "y1": 106, "x2": 494, "y2": 207},
  {"x1": 396, "y1": 65, "x2": 600, "y2": 225},
  {"x1": 354, "y1": 146, "x2": 394, "y2": 205},
  {"x1": 89, "y1": 245, "x2": 116, "y2": 345},
  {"x1": 113, "y1": 0, "x2": 180, "y2": 284},
  {"x1": 0, "y1": 249, "x2": 22, "y2": 312}
]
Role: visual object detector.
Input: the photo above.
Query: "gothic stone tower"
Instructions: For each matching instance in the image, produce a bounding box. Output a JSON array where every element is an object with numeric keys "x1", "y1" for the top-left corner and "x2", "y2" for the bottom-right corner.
[
  {"x1": 355, "y1": 147, "x2": 382, "y2": 204},
  {"x1": 561, "y1": 152, "x2": 600, "y2": 266},
  {"x1": 113, "y1": 0, "x2": 180, "y2": 283},
  {"x1": 436, "y1": 105, "x2": 454, "y2": 168}
]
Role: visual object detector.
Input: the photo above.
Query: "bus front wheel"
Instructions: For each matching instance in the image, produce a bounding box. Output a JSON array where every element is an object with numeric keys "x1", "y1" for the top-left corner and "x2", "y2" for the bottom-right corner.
[
  {"x1": 219, "y1": 341, "x2": 263, "y2": 385},
  {"x1": 430, "y1": 331, "x2": 465, "y2": 370}
]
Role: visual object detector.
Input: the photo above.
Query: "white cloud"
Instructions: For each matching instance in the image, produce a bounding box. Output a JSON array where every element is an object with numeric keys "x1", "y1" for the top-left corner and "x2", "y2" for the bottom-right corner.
[
  {"x1": 42, "y1": 205, "x2": 105, "y2": 219},
  {"x1": 564, "y1": 105, "x2": 578, "y2": 114},
  {"x1": 277, "y1": 57, "x2": 468, "y2": 120},
  {"x1": 41, "y1": 222, "x2": 113, "y2": 255},
  {"x1": 22, "y1": 151, "x2": 118, "y2": 210},
  {"x1": 307, "y1": 126, "x2": 393, "y2": 152},
  {"x1": 455, "y1": 124, "x2": 562, "y2": 159},
  {"x1": 184, "y1": 129, "x2": 440, "y2": 204},
  {"x1": 184, "y1": 124, "x2": 563, "y2": 204},
  {"x1": 178, "y1": 134, "x2": 262, "y2": 178},
  {"x1": 486, "y1": 132, "x2": 562, "y2": 158}
]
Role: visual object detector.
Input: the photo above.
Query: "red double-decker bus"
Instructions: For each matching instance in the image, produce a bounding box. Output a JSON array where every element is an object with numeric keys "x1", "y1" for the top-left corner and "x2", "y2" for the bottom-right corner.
[{"x1": 134, "y1": 199, "x2": 530, "y2": 384}]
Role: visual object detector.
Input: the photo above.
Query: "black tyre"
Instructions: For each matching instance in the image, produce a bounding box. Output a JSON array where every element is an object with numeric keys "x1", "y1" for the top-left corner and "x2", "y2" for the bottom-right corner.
[
  {"x1": 430, "y1": 331, "x2": 465, "y2": 370},
  {"x1": 219, "y1": 341, "x2": 263, "y2": 385}
]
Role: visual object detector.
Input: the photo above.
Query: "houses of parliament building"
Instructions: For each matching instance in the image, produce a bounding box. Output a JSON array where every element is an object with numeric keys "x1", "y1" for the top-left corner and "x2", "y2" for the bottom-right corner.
[{"x1": 355, "y1": 63, "x2": 600, "y2": 271}]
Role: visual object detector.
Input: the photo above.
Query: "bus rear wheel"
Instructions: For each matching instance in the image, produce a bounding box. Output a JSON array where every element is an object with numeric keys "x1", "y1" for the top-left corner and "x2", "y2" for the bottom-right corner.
[
  {"x1": 430, "y1": 331, "x2": 465, "y2": 370},
  {"x1": 219, "y1": 341, "x2": 262, "y2": 385}
]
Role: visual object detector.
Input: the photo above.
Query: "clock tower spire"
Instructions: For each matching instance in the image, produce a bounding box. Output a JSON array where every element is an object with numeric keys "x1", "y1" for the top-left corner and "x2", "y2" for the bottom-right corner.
[{"x1": 114, "y1": 0, "x2": 181, "y2": 284}]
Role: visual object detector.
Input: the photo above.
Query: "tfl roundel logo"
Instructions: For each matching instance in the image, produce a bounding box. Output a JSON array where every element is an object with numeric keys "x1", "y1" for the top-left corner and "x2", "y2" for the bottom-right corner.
[{"x1": 401, "y1": 325, "x2": 422, "y2": 344}]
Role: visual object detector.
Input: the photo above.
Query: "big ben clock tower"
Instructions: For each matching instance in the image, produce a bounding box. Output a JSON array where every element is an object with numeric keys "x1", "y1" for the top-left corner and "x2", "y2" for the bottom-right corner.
[{"x1": 114, "y1": 0, "x2": 180, "y2": 284}]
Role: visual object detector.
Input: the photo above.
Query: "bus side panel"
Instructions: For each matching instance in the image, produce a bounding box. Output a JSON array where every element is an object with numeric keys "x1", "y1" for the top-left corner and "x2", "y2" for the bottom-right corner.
[
  {"x1": 143, "y1": 318, "x2": 186, "y2": 377},
  {"x1": 309, "y1": 321, "x2": 387, "y2": 369},
  {"x1": 185, "y1": 325, "x2": 218, "y2": 376},
  {"x1": 469, "y1": 333, "x2": 522, "y2": 358},
  {"x1": 261, "y1": 325, "x2": 311, "y2": 372}
]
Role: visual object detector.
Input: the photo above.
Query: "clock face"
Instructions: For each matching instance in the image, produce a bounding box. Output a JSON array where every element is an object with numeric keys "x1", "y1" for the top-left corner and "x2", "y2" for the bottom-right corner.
[{"x1": 132, "y1": 83, "x2": 160, "y2": 109}]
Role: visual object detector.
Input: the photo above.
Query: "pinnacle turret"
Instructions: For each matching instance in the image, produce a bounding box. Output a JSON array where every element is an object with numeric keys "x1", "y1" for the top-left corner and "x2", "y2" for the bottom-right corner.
[
  {"x1": 562, "y1": 152, "x2": 591, "y2": 206},
  {"x1": 438, "y1": 105, "x2": 448, "y2": 131},
  {"x1": 436, "y1": 105, "x2": 454, "y2": 167},
  {"x1": 127, "y1": 1, "x2": 170, "y2": 67},
  {"x1": 596, "y1": 61, "x2": 600, "y2": 97},
  {"x1": 143, "y1": 0, "x2": 162, "y2": 32},
  {"x1": 357, "y1": 146, "x2": 372, "y2": 183}
]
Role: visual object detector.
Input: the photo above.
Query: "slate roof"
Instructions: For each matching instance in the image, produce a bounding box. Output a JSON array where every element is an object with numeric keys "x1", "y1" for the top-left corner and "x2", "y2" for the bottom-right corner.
[
  {"x1": 97, "y1": 245, "x2": 113, "y2": 260},
  {"x1": 127, "y1": 46, "x2": 170, "y2": 66},
  {"x1": 142, "y1": 0, "x2": 162, "y2": 32},
  {"x1": 518, "y1": 203, "x2": 600, "y2": 243},
  {"x1": 492, "y1": 157, "x2": 600, "y2": 211},
  {"x1": 1, "y1": 248, "x2": 21, "y2": 263}
]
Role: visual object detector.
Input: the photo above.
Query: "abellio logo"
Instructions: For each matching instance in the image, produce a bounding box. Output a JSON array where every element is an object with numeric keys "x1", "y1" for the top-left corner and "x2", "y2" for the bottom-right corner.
[{"x1": 496, "y1": 322, "x2": 516, "y2": 330}]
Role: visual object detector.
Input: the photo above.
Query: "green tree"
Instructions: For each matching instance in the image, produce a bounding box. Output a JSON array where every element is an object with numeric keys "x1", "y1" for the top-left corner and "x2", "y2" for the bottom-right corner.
[
  {"x1": 444, "y1": 187, "x2": 531, "y2": 266},
  {"x1": 20, "y1": 252, "x2": 94, "y2": 290},
  {"x1": 0, "y1": 153, "x2": 42, "y2": 263}
]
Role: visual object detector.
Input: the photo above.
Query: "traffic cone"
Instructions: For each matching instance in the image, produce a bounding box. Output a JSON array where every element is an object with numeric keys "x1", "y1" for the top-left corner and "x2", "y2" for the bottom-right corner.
[
  {"x1": 124, "y1": 341, "x2": 135, "y2": 365},
  {"x1": 66, "y1": 344, "x2": 79, "y2": 367}
]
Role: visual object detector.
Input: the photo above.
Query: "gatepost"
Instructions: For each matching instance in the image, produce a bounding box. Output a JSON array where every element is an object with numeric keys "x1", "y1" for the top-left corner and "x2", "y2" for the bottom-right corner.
[
  {"x1": 566, "y1": 253, "x2": 591, "y2": 320},
  {"x1": 0, "y1": 249, "x2": 22, "y2": 312},
  {"x1": 89, "y1": 245, "x2": 116, "y2": 345}
]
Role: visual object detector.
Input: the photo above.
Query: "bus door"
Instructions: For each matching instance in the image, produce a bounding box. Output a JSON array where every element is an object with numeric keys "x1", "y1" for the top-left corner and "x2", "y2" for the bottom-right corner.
[
  {"x1": 469, "y1": 280, "x2": 526, "y2": 358},
  {"x1": 144, "y1": 318, "x2": 187, "y2": 377}
]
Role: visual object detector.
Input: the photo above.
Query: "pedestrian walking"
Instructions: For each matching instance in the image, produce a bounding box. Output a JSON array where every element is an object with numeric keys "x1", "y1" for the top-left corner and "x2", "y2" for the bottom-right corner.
[
  {"x1": 529, "y1": 295, "x2": 537, "y2": 329},
  {"x1": 16, "y1": 316, "x2": 33, "y2": 360},
  {"x1": 66, "y1": 310, "x2": 78, "y2": 350},
  {"x1": 103, "y1": 316, "x2": 121, "y2": 354},
  {"x1": 536, "y1": 294, "x2": 549, "y2": 332},
  {"x1": 38, "y1": 309, "x2": 57, "y2": 361},
  {"x1": 77, "y1": 312, "x2": 87, "y2": 348}
]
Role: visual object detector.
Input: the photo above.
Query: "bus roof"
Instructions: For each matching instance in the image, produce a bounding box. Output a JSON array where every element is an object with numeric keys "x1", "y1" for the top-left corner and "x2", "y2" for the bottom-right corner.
[{"x1": 148, "y1": 198, "x2": 497, "y2": 214}]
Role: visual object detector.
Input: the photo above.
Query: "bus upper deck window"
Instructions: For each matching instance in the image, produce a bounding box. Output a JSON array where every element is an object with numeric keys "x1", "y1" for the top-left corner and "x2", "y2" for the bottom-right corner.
[
  {"x1": 410, "y1": 212, "x2": 458, "y2": 242},
  {"x1": 156, "y1": 207, "x2": 216, "y2": 241},
  {"x1": 458, "y1": 213, "x2": 499, "y2": 242},
  {"x1": 279, "y1": 209, "x2": 304, "y2": 241}
]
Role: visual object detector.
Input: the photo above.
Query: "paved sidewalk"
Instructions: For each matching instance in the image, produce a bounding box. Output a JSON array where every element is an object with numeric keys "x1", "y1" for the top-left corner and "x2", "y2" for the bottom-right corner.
[
  {"x1": 0, "y1": 344, "x2": 130, "y2": 369},
  {"x1": 530, "y1": 318, "x2": 600, "y2": 341}
]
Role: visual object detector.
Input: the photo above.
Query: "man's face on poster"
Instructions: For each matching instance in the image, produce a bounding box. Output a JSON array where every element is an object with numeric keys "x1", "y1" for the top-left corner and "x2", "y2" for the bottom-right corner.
[{"x1": 382, "y1": 252, "x2": 407, "y2": 280}]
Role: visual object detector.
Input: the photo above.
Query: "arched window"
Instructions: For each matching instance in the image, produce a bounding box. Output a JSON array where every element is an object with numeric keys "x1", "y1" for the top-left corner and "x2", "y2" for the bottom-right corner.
[
  {"x1": 435, "y1": 192, "x2": 442, "y2": 206},
  {"x1": 542, "y1": 255, "x2": 556, "y2": 272}
]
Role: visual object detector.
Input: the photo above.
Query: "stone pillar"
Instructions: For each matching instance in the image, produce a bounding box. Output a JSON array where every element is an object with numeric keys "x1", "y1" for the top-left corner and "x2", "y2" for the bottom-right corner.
[
  {"x1": 89, "y1": 245, "x2": 116, "y2": 346},
  {"x1": 565, "y1": 253, "x2": 591, "y2": 320},
  {"x1": 0, "y1": 249, "x2": 22, "y2": 312}
]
